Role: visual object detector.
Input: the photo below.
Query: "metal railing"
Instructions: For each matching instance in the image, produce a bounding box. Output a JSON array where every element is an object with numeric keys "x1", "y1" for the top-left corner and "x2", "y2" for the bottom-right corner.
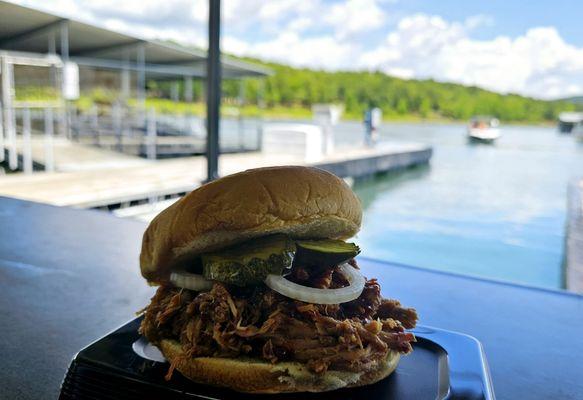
[
  {"x1": 0, "y1": 102, "x2": 264, "y2": 174},
  {"x1": 69, "y1": 104, "x2": 263, "y2": 158},
  {"x1": 0, "y1": 103, "x2": 60, "y2": 173}
]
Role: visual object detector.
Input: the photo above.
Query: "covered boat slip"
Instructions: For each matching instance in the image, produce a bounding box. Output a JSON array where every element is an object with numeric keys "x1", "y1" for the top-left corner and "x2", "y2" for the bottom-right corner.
[
  {"x1": 0, "y1": 0, "x2": 268, "y2": 80},
  {"x1": 0, "y1": 0, "x2": 270, "y2": 172}
]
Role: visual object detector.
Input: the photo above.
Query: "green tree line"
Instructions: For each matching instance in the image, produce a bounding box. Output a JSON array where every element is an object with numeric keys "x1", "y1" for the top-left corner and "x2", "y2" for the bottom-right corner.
[{"x1": 220, "y1": 60, "x2": 580, "y2": 122}]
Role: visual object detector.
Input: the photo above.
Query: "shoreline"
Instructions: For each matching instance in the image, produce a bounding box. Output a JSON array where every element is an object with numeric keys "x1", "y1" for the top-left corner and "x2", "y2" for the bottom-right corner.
[{"x1": 118, "y1": 99, "x2": 559, "y2": 127}]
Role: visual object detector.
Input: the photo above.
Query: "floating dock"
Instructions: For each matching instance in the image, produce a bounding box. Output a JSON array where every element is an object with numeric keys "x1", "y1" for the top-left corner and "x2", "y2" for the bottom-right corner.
[
  {"x1": 73, "y1": 135, "x2": 259, "y2": 157},
  {"x1": 0, "y1": 142, "x2": 431, "y2": 209},
  {"x1": 565, "y1": 179, "x2": 583, "y2": 292}
]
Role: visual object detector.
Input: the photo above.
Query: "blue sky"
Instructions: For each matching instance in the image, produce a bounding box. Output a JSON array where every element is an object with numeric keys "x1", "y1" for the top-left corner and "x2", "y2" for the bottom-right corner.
[
  {"x1": 398, "y1": 0, "x2": 583, "y2": 46},
  {"x1": 12, "y1": 0, "x2": 583, "y2": 99}
]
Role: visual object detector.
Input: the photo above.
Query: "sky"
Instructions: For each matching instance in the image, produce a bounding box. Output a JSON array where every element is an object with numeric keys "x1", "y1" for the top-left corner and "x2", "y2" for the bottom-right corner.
[{"x1": 11, "y1": 0, "x2": 583, "y2": 100}]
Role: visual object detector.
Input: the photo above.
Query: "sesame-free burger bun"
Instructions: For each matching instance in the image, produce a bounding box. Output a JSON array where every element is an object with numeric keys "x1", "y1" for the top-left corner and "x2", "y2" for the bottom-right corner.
[
  {"x1": 140, "y1": 166, "x2": 362, "y2": 284},
  {"x1": 159, "y1": 339, "x2": 399, "y2": 393}
]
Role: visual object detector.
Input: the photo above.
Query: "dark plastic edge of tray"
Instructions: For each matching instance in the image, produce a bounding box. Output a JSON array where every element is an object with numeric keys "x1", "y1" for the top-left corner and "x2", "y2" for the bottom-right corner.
[{"x1": 412, "y1": 325, "x2": 496, "y2": 400}]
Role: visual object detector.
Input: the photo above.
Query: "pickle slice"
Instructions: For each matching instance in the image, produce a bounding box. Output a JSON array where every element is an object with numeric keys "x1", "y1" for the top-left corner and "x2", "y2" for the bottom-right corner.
[
  {"x1": 202, "y1": 235, "x2": 295, "y2": 286},
  {"x1": 294, "y1": 239, "x2": 360, "y2": 267}
]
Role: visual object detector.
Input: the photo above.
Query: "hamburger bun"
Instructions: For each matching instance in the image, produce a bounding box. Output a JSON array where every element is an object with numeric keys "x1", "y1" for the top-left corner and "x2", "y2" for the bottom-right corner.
[
  {"x1": 140, "y1": 166, "x2": 362, "y2": 283},
  {"x1": 159, "y1": 339, "x2": 399, "y2": 393}
]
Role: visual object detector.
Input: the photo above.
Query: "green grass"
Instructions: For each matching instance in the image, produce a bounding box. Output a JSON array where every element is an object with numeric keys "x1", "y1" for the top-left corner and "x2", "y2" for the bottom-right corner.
[
  {"x1": 138, "y1": 99, "x2": 450, "y2": 122},
  {"x1": 67, "y1": 94, "x2": 558, "y2": 126}
]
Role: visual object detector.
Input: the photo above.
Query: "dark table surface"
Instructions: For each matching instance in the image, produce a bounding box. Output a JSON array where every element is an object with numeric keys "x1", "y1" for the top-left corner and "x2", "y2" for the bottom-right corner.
[{"x1": 1, "y1": 197, "x2": 582, "y2": 400}]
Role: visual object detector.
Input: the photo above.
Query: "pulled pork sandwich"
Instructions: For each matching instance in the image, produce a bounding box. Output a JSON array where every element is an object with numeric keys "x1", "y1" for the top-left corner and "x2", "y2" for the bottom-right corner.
[{"x1": 139, "y1": 166, "x2": 417, "y2": 393}]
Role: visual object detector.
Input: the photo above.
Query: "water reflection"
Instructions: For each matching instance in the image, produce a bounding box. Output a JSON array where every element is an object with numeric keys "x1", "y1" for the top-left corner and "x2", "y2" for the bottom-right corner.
[{"x1": 350, "y1": 123, "x2": 583, "y2": 289}]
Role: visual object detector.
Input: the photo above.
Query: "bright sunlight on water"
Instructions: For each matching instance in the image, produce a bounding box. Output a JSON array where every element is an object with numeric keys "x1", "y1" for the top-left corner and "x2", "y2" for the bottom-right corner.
[{"x1": 337, "y1": 122, "x2": 583, "y2": 289}]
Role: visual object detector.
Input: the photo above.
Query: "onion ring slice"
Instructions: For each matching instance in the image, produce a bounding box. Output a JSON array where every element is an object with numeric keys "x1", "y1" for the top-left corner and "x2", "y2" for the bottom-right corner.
[
  {"x1": 264, "y1": 263, "x2": 365, "y2": 304},
  {"x1": 170, "y1": 270, "x2": 213, "y2": 292}
]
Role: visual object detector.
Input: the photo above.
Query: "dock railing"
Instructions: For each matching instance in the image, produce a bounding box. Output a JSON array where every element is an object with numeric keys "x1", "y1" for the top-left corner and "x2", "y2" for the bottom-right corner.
[
  {"x1": 0, "y1": 103, "x2": 60, "y2": 174},
  {"x1": 0, "y1": 102, "x2": 264, "y2": 174},
  {"x1": 68, "y1": 104, "x2": 263, "y2": 158}
]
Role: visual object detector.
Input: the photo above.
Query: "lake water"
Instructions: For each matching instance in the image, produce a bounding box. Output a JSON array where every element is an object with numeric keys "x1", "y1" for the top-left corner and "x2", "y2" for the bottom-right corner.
[{"x1": 332, "y1": 121, "x2": 583, "y2": 289}]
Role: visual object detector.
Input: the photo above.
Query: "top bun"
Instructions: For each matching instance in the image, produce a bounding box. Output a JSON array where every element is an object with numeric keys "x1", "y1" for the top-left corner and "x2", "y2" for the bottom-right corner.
[{"x1": 140, "y1": 166, "x2": 362, "y2": 283}]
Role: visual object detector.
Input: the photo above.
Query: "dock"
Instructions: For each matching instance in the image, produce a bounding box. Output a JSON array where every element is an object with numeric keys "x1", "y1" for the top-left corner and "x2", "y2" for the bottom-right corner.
[
  {"x1": 12, "y1": 137, "x2": 150, "y2": 172},
  {"x1": 0, "y1": 142, "x2": 431, "y2": 209},
  {"x1": 565, "y1": 179, "x2": 583, "y2": 292},
  {"x1": 73, "y1": 134, "x2": 260, "y2": 157}
]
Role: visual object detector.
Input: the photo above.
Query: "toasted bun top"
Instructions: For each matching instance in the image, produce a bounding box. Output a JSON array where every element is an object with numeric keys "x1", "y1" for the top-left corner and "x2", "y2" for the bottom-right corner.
[{"x1": 140, "y1": 166, "x2": 362, "y2": 283}]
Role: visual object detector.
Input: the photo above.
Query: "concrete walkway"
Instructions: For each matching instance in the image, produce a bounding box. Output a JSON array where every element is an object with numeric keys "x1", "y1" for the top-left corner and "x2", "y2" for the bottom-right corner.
[
  {"x1": 0, "y1": 143, "x2": 431, "y2": 209},
  {"x1": 13, "y1": 137, "x2": 149, "y2": 172}
]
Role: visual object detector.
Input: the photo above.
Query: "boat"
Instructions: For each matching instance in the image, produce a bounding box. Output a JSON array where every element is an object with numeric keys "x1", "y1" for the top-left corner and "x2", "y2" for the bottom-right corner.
[
  {"x1": 467, "y1": 116, "x2": 500, "y2": 143},
  {"x1": 558, "y1": 112, "x2": 583, "y2": 134}
]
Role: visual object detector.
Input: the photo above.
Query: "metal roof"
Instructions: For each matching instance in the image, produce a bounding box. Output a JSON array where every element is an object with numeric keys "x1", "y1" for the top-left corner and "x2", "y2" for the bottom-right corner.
[{"x1": 0, "y1": 0, "x2": 270, "y2": 79}]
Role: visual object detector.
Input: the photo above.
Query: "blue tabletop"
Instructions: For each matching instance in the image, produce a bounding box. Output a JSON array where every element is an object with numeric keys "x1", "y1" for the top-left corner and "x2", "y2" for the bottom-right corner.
[{"x1": 0, "y1": 197, "x2": 581, "y2": 399}]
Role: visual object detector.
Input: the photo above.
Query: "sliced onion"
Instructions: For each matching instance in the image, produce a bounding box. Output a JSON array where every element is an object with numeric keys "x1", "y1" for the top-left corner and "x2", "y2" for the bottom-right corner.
[
  {"x1": 264, "y1": 263, "x2": 365, "y2": 304},
  {"x1": 170, "y1": 270, "x2": 213, "y2": 291}
]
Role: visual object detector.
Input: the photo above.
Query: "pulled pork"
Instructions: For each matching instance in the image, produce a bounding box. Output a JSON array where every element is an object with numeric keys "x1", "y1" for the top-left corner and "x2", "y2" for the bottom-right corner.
[{"x1": 140, "y1": 261, "x2": 417, "y2": 375}]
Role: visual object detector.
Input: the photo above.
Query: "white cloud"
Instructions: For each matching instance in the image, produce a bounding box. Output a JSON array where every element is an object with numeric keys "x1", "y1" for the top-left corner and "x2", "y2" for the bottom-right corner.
[
  {"x1": 286, "y1": 17, "x2": 313, "y2": 33},
  {"x1": 464, "y1": 14, "x2": 494, "y2": 30},
  {"x1": 325, "y1": 0, "x2": 386, "y2": 38},
  {"x1": 258, "y1": 0, "x2": 305, "y2": 21},
  {"x1": 6, "y1": 1, "x2": 583, "y2": 98},
  {"x1": 359, "y1": 14, "x2": 583, "y2": 99},
  {"x1": 221, "y1": 36, "x2": 250, "y2": 57},
  {"x1": 242, "y1": 32, "x2": 355, "y2": 69}
]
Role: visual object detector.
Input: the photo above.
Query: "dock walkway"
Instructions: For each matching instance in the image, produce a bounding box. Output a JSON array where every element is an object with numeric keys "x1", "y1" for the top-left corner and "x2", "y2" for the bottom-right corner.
[
  {"x1": 0, "y1": 143, "x2": 431, "y2": 209},
  {"x1": 12, "y1": 137, "x2": 149, "y2": 172}
]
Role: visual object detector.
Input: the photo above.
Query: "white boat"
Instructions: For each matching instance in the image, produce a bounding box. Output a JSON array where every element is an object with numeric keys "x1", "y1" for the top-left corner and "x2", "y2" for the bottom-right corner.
[
  {"x1": 467, "y1": 117, "x2": 500, "y2": 143},
  {"x1": 558, "y1": 112, "x2": 583, "y2": 134}
]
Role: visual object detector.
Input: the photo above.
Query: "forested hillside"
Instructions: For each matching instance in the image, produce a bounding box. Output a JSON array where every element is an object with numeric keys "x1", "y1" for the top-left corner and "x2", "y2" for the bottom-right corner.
[{"x1": 221, "y1": 59, "x2": 580, "y2": 122}]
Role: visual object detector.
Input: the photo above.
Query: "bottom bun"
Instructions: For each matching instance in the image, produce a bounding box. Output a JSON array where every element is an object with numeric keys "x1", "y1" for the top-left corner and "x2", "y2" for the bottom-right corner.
[{"x1": 159, "y1": 339, "x2": 400, "y2": 393}]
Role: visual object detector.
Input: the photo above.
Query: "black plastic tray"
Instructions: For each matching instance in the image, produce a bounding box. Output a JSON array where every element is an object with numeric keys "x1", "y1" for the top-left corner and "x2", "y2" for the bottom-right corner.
[{"x1": 59, "y1": 318, "x2": 495, "y2": 399}]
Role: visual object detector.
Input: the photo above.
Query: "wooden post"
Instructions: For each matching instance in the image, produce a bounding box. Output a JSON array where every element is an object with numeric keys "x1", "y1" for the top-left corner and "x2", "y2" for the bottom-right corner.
[
  {"x1": 44, "y1": 108, "x2": 55, "y2": 172},
  {"x1": 22, "y1": 108, "x2": 32, "y2": 174},
  {"x1": 146, "y1": 107, "x2": 156, "y2": 160}
]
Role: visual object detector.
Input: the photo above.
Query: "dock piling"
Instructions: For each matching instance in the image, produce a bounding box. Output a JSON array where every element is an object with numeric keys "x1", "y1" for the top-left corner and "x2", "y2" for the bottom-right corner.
[
  {"x1": 146, "y1": 107, "x2": 157, "y2": 160},
  {"x1": 22, "y1": 108, "x2": 32, "y2": 174},
  {"x1": 238, "y1": 113, "x2": 244, "y2": 150},
  {"x1": 44, "y1": 108, "x2": 55, "y2": 172},
  {"x1": 91, "y1": 106, "x2": 99, "y2": 146},
  {"x1": 6, "y1": 106, "x2": 17, "y2": 170},
  {"x1": 113, "y1": 104, "x2": 122, "y2": 152}
]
